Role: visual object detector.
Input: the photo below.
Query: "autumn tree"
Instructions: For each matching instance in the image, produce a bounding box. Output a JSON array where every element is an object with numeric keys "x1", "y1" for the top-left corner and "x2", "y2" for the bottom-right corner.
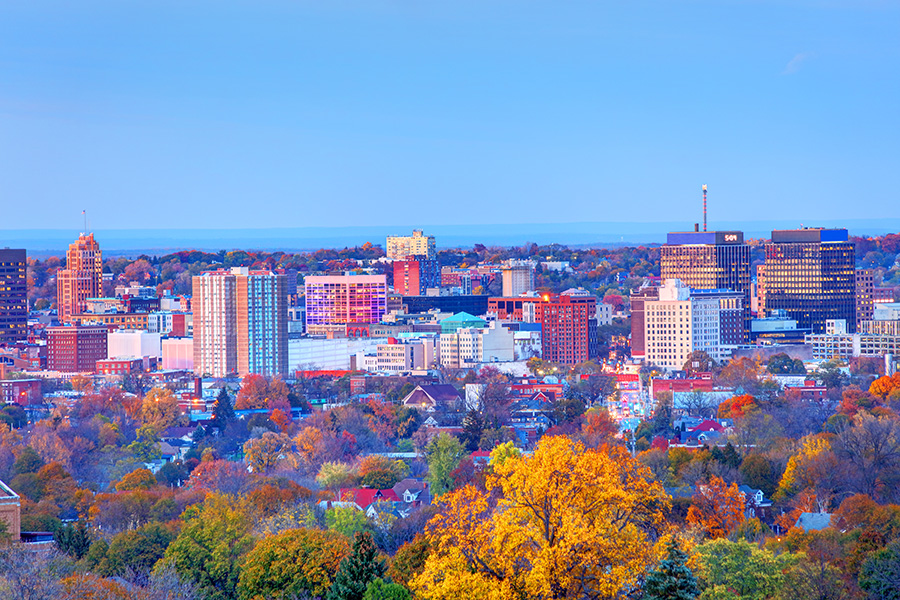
[
  {"x1": 859, "y1": 539, "x2": 900, "y2": 600},
  {"x1": 357, "y1": 455, "x2": 408, "y2": 489},
  {"x1": 363, "y1": 579, "x2": 411, "y2": 600},
  {"x1": 717, "y1": 394, "x2": 758, "y2": 419},
  {"x1": 694, "y1": 539, "x2": 793, "y2": 600},
  {"x1": 116, "y1": 467, "x2": 158, "y2": 491},
  {"x1": 237, "y1": 528, "x2": 349, "y2": 600},
  {"x1": 242, "y1": 432, "x2": 291, "y2": 474},
  {"x1": 424, "y1": 433, "x2": 464, "y2": 497},
  {"x1": 141, "y1": 387, "x2": 182, "y2": 432},
  {"x1": 413, "y1": 436, "x2": 670, "y2": 600},
  {"x1": 686, "y1": 476, "x2": 745, "y2": 539},
  {"x1": 234, "y1": 374, "x2": 290, "y2": 411},
  {"x1": 326, "y1": 506, "x2": 371, "y2": 539},
  {"x1": 317, "y1": 461, "x2": 357, "y2": 493},
  {"x1": 163, "y1": 493, "x2": 256, "y2": 600}
]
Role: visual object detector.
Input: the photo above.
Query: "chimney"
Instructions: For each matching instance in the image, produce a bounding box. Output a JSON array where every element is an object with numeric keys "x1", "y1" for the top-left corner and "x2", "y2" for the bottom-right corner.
[{"x1": 694, "y1": 223, "x2": 699, "y2": 232}]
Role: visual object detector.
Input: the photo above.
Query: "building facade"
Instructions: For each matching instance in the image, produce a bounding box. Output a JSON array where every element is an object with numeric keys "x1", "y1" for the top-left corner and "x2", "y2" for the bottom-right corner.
[
  {"x1": 56, "y1": 233, "x2": 103, "y2": 325},
  {"x1": 305, "y1": 275, "x2": 387, "y2": 336},
  {"x1": 393, "y1": 257, "x2": 440, "y2": 296},
  {"x1": 643, "y1": 279, "x2": 743, "y2": 371},
  {"x1": 501, "y1": 260, "x2": 536, "y2": 297},
  {"x1": 856, "y1": 268, "x2": 875, "y2": 324},
  {"x1": 629, "y1": 286, "x2": 659, "y2": 360},
  {"x1": 386, "y1": 230, "x2": 436, "y2": 260},
  {"x1": 536, "y1": 289, "x2": 597, "y2": 365},
  {"x1": 661, "y1": 230, "x2": 751, "y2": 341},
  {"x1": 47, "y1": 325, "x2": 108, "y2": 372},
  {"x1": 762, "y1": 229, "x2": 856, "y2": 334},
  {"x1": 0, "y1": 249, "x2": 27, "y2": 344},
  {"x1": 193, "y1": 268, "x2": 288, "y2": 378}
]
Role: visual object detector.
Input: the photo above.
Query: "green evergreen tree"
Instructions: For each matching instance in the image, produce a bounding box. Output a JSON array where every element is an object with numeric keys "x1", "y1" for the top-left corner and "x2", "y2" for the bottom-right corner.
[
  {"x1": 327, "y1": 531, "x2": 386, "y2": 600},
  {"x1": 643, "y1": 540, "x2": 699, "y2": 600},
  {"x1": 55, "y1": 521, "x2": 92, "y2": 560},
  {"x1": 212, "y1": 387, "x2": 235, "y2": 431}
]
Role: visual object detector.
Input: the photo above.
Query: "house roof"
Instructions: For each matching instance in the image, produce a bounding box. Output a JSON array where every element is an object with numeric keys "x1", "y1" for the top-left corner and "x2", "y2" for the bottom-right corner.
[
  {"x1": 340, "y1": 488, "x2": 401, "y2": 509},
  {"x1": 401, "y1": 384, "x2": 462, "y2": 409},
  {"x1": 795, "y1": 512, "x2": 834, "y2": 532},
  {"x1": 691, "y1": 420, "x2": 724, "y2": 433}
]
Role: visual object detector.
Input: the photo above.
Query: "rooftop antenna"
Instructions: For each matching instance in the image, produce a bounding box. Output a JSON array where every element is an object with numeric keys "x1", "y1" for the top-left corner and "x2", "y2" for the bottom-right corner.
[
  {"x1": 82, "y1": 210, "x2": 87, "y2": 234},
  {"x1": 702, "y1": 185, "x2": 708, "y2": 232}
]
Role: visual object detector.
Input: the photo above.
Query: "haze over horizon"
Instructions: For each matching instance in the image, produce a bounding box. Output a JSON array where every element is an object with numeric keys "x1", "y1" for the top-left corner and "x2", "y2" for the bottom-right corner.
[{"x1": 2, "y1": 0, "x2": 898, "y2": 231}]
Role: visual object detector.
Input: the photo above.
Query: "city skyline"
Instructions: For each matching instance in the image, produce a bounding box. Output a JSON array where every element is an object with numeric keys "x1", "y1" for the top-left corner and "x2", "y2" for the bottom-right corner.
[{"x1": 2, "y1": 1, "x2": 897, "y2": 230}]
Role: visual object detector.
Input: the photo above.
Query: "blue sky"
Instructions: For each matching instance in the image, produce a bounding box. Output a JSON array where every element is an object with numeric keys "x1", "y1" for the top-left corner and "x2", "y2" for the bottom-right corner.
[{"x1": 1, "y1": 0, "x2": 897, "y2": 231}]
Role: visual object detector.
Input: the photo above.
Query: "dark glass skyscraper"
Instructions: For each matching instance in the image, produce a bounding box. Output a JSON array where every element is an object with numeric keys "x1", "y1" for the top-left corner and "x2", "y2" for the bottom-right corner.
[
  {"x1": 0, "y1": 249, "x2": 27, "y2": 344},
  {"x1": 762, "y1": 228, "x2": 856, "y2": 334},
  {"x1": 660, "y1": 230, "x2": 751, "y2": 341}
]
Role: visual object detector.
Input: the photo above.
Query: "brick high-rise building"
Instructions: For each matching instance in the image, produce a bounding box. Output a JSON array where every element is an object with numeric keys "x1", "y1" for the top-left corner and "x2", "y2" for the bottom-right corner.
[
  {"x1": 0, "y1": 249, "x2": 27, "y2": 344},
  {"x1": 393, "y1": 257, "x2": 440, "y2": 296},
  {"x1": 629, "y1": 286, "x2": 659, "y2": 361},
  {"x1": 536, "y1": 289, "x2": 597, "y2": 365},
  {"x1": 193, "y1": 268, "x2": 288, "y2": 378},
  {"x1": 305, "y1": 274, "x2": 387, "y2": 337},
  {"x1": 661, "y1": 230, "x2": 751, "y2": 341},
  {"x1": 763, "y1": 229, "x2": 856, "y2": 334},
  {"x1": 856, "y1": 268, "x2": 875, "y2": 324},
  {"x1": 386, "y1": 230, "x2": 436, "y2": 260},
  {"x1": 47, "y1": 325, "x2": 108, "y2": 372},
  {"x1": 56, "y1": 233, "x2": 102, "y2": 325}
]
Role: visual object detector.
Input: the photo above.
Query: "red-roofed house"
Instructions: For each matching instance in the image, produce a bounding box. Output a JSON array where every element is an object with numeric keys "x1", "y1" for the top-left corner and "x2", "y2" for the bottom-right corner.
[{"x1": 338, "y1": 488, "x2": 400, "y2": 509}]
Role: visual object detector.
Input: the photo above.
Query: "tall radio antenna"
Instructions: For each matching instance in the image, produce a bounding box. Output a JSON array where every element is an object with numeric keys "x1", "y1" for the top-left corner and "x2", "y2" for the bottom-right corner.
[{"x1": 702, "y1": 185, "x2": 708, "y2": 232}]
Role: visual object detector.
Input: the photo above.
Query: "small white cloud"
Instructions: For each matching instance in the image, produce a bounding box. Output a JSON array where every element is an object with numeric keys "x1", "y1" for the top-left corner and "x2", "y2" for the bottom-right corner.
[{"x1": 782, "y1": 52, "x2": 814, "y2": 75}]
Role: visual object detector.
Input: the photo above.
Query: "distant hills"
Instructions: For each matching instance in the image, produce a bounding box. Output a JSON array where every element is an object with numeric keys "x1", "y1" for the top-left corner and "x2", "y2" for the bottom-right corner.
[{"x1": 4, "y1": 219, "x2": 900, "y2": 256}]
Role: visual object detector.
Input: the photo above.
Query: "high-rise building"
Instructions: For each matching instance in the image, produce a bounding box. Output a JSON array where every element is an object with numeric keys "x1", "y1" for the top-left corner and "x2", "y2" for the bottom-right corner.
[
  {"x1": 386, "y1": 230, "x2": 436, "y2": 260},
  {"x1": 47, "y1": 325, "x2": 108, "y2": 372},
  {"x1": 856, "y1": 268, "x2": 875, "y2": 324},
  {"x1": 661, "y1": 230, "x2": 751, "y2": 341},
  {"x1": 193, "y1": 268, "x2": 288, "y2": 378},
  {"x1": 629, "y1": 286, "x2": 659, "y2": 361},
  {"x1": 393, "y1": 257, "x2": 440, "y2": 296},
  {"x1": 56, "y1": 233, "x2": 102, "y2": 325},
  {"x1": 763, "y1": 229, "x2": 856, "y2": 334},
  {"x1": 536, "y1": 289, "x2": 597, "y2": 365},
  {"x1": 305, "y1": 274, "x2": 387, "y2": 337},
  {"x1": 501, "y1": 260, "x2": 536, "y2": 297},
  {"x1": 642, "y1": 279, "x2": 744, "y2": 371},
  {"x1": 0, "y1": 249, "x2": 27, "y2": 344}
]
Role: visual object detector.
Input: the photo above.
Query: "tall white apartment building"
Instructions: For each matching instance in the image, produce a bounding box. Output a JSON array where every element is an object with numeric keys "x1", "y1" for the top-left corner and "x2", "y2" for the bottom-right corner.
[
  {"x1": 439, "y1": 321, "x2": 515, "y2": 369},
  {"x1": 501, "y1": 260, "x2": 536, "y2": 297},
  {"x1": 644, "y1": 279, "x2": 743, "y2": 371},
  {"x1": 193, "y1": 268, "x2": 288, "y2": 378},
  {"x1": 386, "y1": 230, "x2": 436, "y2": 260}
]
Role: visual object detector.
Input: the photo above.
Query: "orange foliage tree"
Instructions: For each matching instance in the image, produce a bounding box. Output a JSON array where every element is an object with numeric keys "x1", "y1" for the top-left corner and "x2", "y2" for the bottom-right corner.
[
  {"x1": 235, "y1": 374, "x2": 290, "y2": 410},
  {"x1": 686, "y1": 476, "x2": 746, "y2": 538},
  {"x1": 717, "y1": 394, "x2": 757, "y2": 419},
  {"x1": 869, "y1": 372, "x2": 900, "y2": 399}
]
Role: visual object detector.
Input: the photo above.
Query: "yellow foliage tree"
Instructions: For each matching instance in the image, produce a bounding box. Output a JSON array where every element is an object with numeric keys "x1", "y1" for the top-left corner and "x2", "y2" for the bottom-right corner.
[
  {"x1": 141, "y1": 387, "x2": 182, "y2": 432},
  {"x1": 243, "y1": 432, "x2": 292, "y2": 474},
  {"x1": 412, "y1": 436, "x2": 671, "y2": 600},
  {"x1": 777, "y1": 434, "x2": 832, "y2": 498}
]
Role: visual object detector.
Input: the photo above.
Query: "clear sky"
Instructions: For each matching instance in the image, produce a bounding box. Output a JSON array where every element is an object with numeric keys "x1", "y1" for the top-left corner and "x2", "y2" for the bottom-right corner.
[{"x1": 1, "y1": 0, "x2": 897, "y2": 231}]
